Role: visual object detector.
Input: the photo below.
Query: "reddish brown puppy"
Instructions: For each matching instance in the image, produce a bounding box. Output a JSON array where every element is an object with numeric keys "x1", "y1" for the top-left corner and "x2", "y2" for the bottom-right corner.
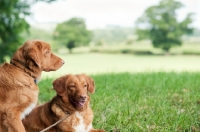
[
  {"x1": 22, "y1": 74, "x2": 105, "y2": 132},
  {"x1": 0, "y1": 40, "x2": 64, "y2": 132}
]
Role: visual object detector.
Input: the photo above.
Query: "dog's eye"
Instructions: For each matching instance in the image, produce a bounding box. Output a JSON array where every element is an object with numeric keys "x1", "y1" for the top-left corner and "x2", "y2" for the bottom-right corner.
[
  {"x1": 84, "y1": 84, "x2": 87, "y2": 87},
  {"x1": 46, "y1": 50, "x2": 50, "y2": 54},
  {"x1": 69, "y1": 85, "x2": 75, "y2": 88}
]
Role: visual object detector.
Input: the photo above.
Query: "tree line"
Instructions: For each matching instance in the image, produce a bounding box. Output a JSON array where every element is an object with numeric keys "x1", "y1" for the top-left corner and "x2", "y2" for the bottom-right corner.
[{"x1": 0, "y1": 0, "x2": 195, "y2": 63}]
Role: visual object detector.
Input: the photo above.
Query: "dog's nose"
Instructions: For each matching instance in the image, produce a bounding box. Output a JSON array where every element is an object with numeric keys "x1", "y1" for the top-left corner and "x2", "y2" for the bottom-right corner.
[
  {"x1": 80, "y1": 95, "x2": 86, "y2": 99},
  {"x1": 61, "y1": 60, "x2": 65, "y2": 65}
]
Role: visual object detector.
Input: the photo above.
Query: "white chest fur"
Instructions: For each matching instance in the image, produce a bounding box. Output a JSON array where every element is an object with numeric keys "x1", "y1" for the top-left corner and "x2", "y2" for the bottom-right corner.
[
  {"x1": 20, "y1": 103, "x2": 36, "y2": 119},
  {"x1": 73, "y1": 112, "x2": 92, "y2": 132}
]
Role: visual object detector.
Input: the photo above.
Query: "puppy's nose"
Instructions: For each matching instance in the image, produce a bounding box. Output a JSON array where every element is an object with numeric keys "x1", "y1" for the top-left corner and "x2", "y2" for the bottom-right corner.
[{"x1": 80, "y1": 95, "x2": 86, "y2": 100}]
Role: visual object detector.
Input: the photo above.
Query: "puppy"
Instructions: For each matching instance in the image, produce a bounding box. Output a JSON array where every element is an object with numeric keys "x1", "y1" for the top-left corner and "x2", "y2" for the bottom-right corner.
[
  {"x1": 0, "y1": 40, "x2": 64, "y2": 132},
  {"x1": 22, "y1": 74, "x2": 105, "y2": 132}
]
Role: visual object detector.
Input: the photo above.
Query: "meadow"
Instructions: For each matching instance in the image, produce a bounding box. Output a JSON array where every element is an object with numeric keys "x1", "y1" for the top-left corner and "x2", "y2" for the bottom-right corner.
[
  {"x1": 38, "y1": 49, "x2": 200, "y2": 131},
  {"x1": 41, "y1": 42, "x2": 200, "y2": 78},
  {"x1": 39, "y1": 72, "x2": 200, "y2": 131},
  {"x1": 41, "y1": 52, "x2": 200, "y2": 78}
]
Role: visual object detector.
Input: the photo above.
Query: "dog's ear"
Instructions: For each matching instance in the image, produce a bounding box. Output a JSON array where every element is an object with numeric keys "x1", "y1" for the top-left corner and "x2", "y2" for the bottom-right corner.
[
  {"x1": 23, "y1": 41, "x2": 43, "y2": 68},
  {"x1": 86, "y1": 76, "x2": 95, "y2": 94},
  {"x1": 53, "y1": 76, "x2": 66, "y2": 96},
  {"x1": 11, "y1": 46, "x2": 24, "y2": 61}
]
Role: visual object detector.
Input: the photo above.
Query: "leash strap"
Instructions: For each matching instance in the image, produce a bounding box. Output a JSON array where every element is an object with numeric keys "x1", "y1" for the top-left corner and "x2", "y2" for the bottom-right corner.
[{"x1": 39, "y1": 112, "x2": 69, "y2": 132}]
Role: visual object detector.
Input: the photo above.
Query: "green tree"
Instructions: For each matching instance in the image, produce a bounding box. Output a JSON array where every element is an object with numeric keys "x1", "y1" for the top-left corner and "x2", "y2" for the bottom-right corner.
[
  {"x1": 53, "y1": 18, "x2": 92, "y2": 53},
  {"x1": 92, "y1": 26, "x2": 134, "y2": 44},
  {"x1": 136, "y1": 0, "x2": 193, "y2": 53},
  {"x1": 0, "y1": 0, "x2": 56, "y2": 63}
]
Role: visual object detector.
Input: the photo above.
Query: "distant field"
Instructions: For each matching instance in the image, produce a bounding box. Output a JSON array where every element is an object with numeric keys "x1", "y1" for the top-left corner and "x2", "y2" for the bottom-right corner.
[
  {"x1": 37, "y1": 43, "x2": 200, "y2": 131},
  {"x1": 42, "y1": 53, "x2": 200, "y2": 78},
  {"x1": 58, "y1": 41, "x2": 200, "y2": 54},
  {"x1": 38, "y1": 72, "x2": 200, "y2": 131},
  {"x1": 2, "y1": 29, "x2": 199, "y2": 130}
]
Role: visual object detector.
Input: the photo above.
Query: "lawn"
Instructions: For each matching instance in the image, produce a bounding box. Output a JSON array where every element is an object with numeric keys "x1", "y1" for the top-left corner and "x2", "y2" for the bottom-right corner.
[
  {"x1": 42, "y1": 53, "x2": 200, "y2": 78},
  {"x1": 38, "y1": 53, "x2": 200, "y2": 131},
  {"x1": 38, "y1": 72, "x2": 200, "y2": 131}
]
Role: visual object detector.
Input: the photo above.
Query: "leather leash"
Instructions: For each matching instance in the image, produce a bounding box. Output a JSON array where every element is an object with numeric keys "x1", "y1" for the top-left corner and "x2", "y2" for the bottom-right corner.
[{"x1": 39, "y1": 112, "x2": 69, "y2": 132}]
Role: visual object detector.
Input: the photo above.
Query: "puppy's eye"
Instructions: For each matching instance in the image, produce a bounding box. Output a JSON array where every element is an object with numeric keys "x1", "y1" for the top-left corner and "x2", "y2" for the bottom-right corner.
[{"x1": 84, "y1": 84, "x2": 87, "y2": 87}]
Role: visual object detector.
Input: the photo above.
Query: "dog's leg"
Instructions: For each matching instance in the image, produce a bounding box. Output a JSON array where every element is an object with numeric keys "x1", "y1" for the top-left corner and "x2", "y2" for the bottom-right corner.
[
  {"x1": 3, "y1": 110, "x2": 26, "y2": 132},
  {"x1": 0, "y1": 113, "x2": 7, "y2": 132},
  {"x1": 0, "y1": 113, "x2": 1, "y2": 131}
]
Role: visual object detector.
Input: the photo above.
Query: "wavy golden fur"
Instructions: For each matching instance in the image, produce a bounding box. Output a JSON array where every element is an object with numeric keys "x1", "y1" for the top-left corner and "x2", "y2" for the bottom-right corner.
[
  {"x1": 22, "y1": 74, "x2": 104, "y2": 132},
  {"x1": 0, "y1": 40, "x2": 64, "y2": 132}
]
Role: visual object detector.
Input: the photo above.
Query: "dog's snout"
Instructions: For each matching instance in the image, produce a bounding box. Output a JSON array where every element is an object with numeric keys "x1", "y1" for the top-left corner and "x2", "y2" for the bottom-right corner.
[
  {"x1": 60, "y1": 60, "x2": 65, "y2": 65},
  {"x1": 80, "y1": 95, "x2": 87, "y2": 100}
]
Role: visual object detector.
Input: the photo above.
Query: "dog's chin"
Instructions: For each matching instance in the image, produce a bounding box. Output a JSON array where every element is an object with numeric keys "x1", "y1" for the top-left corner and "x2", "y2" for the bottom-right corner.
[
  {"x1": 43, "y1": 68, "x2": 53, "y2": 72},
  {"x1": 72, "y1": 100, "x2": 86, "y2": 110}
]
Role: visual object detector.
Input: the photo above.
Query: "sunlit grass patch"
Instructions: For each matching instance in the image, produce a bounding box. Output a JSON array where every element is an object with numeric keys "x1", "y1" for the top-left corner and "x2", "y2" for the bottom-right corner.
[
  {"x1": 38, "y1": 72, "x2": 200, "y2": 131},
  {"x1": 41, "y1": 53, "x2": 200, "y2": 79}
]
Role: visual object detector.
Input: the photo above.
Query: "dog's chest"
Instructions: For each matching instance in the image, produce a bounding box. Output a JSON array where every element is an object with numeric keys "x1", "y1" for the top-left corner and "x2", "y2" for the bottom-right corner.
[
  {"x1": 73, "y1": 112, "x2": 92, "y2": 132},
  {"x1": 20, "y1": 103, "x2": 36, "y2": 119}
]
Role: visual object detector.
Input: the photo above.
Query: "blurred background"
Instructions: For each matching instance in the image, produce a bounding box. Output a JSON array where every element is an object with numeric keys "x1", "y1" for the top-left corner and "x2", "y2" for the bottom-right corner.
[{"x1": 1, "y1": 0, "x2": 200, "y2": 76}]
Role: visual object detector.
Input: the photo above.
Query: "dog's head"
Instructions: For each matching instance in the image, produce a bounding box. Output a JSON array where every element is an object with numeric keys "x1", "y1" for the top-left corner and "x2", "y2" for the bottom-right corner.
[
  {"x1": 53, "y1": 74, "x2": 95, "y2": 110},
  {"x1": 11, "y1": 40, "x2": 64, "y2": 72}
]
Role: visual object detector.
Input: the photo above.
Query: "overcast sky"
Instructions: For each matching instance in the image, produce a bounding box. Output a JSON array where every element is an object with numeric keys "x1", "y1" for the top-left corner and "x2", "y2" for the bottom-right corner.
[{"x1": 27, "y1": 0, "x2": 200, "y2": 29}]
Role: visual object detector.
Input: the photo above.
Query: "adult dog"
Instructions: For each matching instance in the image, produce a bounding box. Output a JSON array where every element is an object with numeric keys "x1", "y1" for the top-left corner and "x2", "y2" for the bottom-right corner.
[
  {"x1": 0, "y1": 40, "x2": 64, "y2": 132},
  {"x1": 22, "y1": 74, "x2": 105, "y2": 132}
]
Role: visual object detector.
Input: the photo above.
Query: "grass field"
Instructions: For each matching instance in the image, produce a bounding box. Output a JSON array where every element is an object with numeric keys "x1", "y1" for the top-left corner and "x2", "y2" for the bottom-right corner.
[
  {"x1": 38, "y1": 72, "x2": 200, "y2": 131},
  {"x1": 42, "y1": 53, "x2": 200, "y2": 78},
  {"x1": 38, "y1": 51, "x2": 200, "y2": 131}
]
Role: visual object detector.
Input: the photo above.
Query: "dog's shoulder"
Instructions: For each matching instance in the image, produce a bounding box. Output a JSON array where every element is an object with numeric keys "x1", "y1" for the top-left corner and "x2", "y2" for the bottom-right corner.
[{"x1": 0, "y1": 63, "x2": 37, "y2": 88}]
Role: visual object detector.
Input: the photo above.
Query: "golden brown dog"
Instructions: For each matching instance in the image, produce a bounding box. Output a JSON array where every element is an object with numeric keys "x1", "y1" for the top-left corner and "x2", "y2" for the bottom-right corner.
[
  {"x1": 0, "y1": 40, "x2": 64, "y2": 132},
  {"x1": 22, "y1": 74, "x2": 105, "y2": 132}
]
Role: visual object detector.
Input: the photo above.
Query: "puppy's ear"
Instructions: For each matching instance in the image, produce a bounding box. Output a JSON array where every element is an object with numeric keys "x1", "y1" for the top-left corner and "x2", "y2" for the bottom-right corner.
[
  {"x1": 86, "y1": 76, "x2": 95, "y2": 94},
  {"x1": 53, "y1": 76, "x2": 66, "y2": 96}
]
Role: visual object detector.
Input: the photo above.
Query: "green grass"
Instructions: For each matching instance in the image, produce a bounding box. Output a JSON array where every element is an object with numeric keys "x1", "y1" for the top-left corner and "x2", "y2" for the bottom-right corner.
[
  {"x1": 41, "y1": 53, "x2": 200, "y2": 78},
  {"x1": 38, "y1": 45, "x2": 200, "y2": 131},
  {"x1": 38, "y1": 72, "x2": 200, "y2": 131}
]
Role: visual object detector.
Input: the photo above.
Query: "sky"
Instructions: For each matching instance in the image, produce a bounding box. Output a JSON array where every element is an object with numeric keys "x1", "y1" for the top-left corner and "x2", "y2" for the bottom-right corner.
[{"x1": 27, "y1": 0, "x2": 200, "y2": 30}]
